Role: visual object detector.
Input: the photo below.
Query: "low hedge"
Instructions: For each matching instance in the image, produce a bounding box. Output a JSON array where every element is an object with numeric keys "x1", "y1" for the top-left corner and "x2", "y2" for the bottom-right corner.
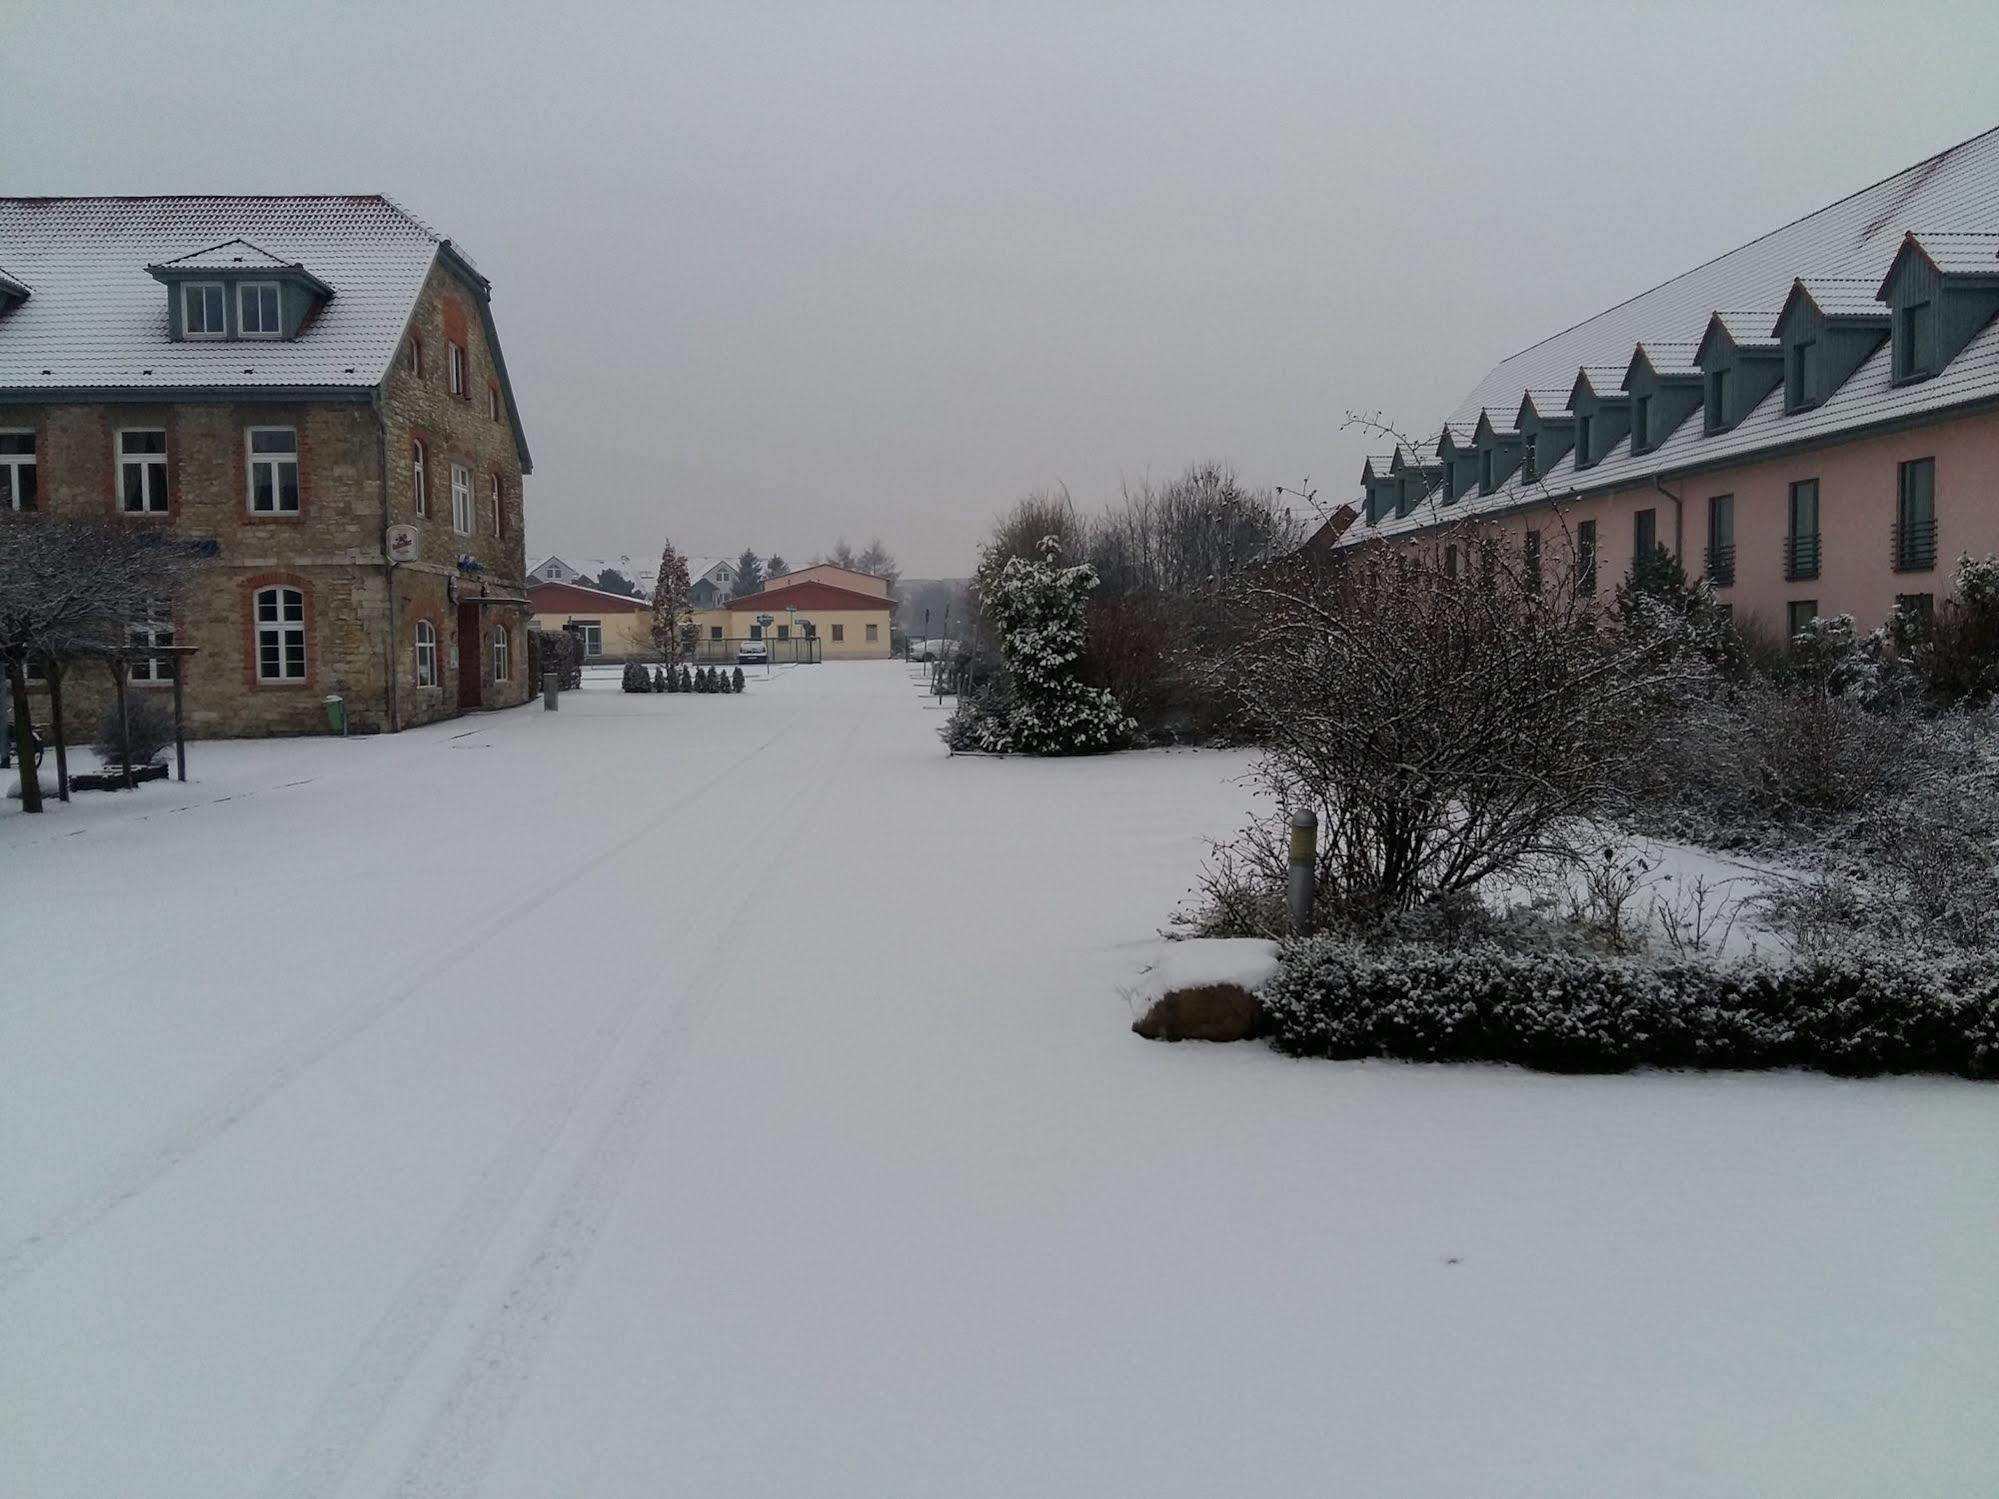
[{"x1": 1261, "y1": 939, "x2": 1999, "y2": 1079}]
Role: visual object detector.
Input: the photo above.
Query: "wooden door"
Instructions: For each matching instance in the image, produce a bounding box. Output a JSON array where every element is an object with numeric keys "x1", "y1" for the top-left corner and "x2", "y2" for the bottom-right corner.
[{"x1": 457, "y1": 602, "x2": 482, "y2": 710}]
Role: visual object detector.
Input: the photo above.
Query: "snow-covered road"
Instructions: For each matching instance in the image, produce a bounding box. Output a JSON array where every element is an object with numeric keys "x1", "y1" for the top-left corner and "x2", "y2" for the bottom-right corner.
[{"x1": 4, "y1": 661, "x2": 1996, "y2": 1497}]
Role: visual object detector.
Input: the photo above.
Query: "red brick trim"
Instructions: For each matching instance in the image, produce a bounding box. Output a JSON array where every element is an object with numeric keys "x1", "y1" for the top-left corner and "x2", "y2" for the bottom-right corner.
[{"x1": 237, "y1": 570, "x2": 318, "y2": 691}]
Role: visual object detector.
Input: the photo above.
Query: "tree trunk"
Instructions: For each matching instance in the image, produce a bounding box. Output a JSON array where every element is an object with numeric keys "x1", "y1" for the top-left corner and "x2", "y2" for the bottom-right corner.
[
  {"x1": 8, "y1": 659, "x2": 41, "y2": 813},
  {"x1": 48, "y1": 658, "x2": 70, "y2": 802}
]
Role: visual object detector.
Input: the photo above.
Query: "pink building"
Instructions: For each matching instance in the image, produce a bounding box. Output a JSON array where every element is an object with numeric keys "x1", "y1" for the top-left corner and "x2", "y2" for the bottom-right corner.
[{"x1": 1329, "y1": 127, "x2": 1999, "y2": 640}]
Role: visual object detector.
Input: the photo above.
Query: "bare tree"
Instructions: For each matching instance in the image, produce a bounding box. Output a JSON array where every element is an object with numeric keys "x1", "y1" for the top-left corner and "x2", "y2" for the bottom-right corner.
[
  {"x1": 855, "y1": 537, "x2": 900, "y2": 592},
  {"x1": 1, "y1": 516, "x2": 202, "y2": 812},
  {"x1": 1208, "y1": 530, "x2": 1701, "y2": 917}
]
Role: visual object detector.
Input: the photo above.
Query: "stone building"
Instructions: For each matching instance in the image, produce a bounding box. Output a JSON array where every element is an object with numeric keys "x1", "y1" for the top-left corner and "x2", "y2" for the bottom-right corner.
[{"x1": 0, "y1": 196, "x2": 533, "y2": 737}]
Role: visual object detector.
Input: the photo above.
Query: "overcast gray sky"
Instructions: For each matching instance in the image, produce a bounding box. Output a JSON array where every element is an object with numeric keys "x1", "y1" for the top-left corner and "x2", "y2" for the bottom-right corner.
[{"x1": 9, "y1": 0, "x2": 1997, "y2": 576}]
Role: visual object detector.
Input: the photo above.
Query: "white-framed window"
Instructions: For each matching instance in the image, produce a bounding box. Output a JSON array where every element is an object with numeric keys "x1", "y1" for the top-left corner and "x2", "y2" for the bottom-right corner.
[
  {"x1": 118, "y1": 429, "x2": 169, "y2": 513},
  {"x1": 574, "y1": 620, "x2": 602, "y2": 657},
  {"x1": 488, "y1": 473, "x2": 503, "y2": 537},
  {"x1": 182, "y1": 282, "x2": 225, "y2": 338},
  {"x1": 491, "y1": 627, "x2": 509, "y2": 682},
  {"x1": 407, "y1": 333, "x2": 424, "y2": 377},
  {"x1": 253, "y1": 585, "x2": 306, "y2": 682},
  {"x1": 412, "y1": 439, "x2": 428, "y2": 517},
  {"x1": 246, "y1": 426, "x2": 300, "y2": 513},
  {"x1": 448, "y1": 342, "x2": 467, "y2": 396},
  {"x1": 129, "y1": 600, "x2": 174, "y2": 684},
  {"x1": 0, "y1": 430, "x2": 34, "y2": 511},
  {"x1": 238, "y1": 281, "x2": 281, "y2": 337},
  {"x1": 450, "y1": 463, "x2": 473, "y2": 534},
  {"x1": 414, "y1": 619, "x2": 437, "y2": 687}
]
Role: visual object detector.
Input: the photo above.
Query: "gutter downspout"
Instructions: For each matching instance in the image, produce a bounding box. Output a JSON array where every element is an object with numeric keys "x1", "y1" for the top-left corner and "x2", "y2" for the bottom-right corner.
[
  {"x1": 376, "y1": 387, "x2": 400, "y2": 734},
  {"x1": 1651, "y1": 474, "x2": 1685, "y2": 564}
]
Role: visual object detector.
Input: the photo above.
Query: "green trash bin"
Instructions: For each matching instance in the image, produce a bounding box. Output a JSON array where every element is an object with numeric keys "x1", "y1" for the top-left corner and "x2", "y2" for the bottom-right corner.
[{"x1": 323, "y1": 694, "x2": 346, "y2": 735}]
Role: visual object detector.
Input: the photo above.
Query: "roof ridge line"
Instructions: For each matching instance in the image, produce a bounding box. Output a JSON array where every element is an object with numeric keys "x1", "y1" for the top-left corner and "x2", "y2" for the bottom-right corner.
[{"x1": 1488, "y1": 122, "x2": 1999, "y2": 368}]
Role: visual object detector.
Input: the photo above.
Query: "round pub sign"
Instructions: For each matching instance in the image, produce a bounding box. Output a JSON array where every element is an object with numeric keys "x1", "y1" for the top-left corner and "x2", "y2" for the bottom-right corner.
[{"x1": 386, "y1": 524, "x2": 419, "y2": 563}]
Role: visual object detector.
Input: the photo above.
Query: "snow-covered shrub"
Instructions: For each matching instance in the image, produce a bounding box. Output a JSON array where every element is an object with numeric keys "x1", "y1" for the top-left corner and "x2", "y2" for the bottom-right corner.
[
  {"x1": 93, "y1": 697, "x2": 175, "y2": 769},
  {"x1": 652, "y1": 667, "x2": 667, "y2": 692},
  {"x1": 731, "y1": 666, "x2": 745, "y2": 693},
  {"x1": 621, "y1": 662, "x2": 651, "y2": 693},
  {"x1": 946, "y1": 536, "x2": 1134, "y2": 755},
  {"x1": 1261, "y1": 938, "x2": 1999, "y2": 1078},
  {"x1": 1895, "y1": 553, "x2": 1999, "y2": 705},
  {"x1": 662, "y1": 665, "x2": 679, "y2": 693},
  {"x1": 527, "y1": 630, "x2": 583, "y2": 691},
  {"x1": 678, "y1": 665, "x2": 693, "y2": 693}
]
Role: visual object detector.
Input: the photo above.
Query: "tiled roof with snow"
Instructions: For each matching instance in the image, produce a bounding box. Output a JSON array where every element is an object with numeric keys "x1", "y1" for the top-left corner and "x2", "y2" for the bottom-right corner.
[
  {"x1": 0, "y1": 196, "x2": 450, "y2": 392},
  {"x1": 1342, "y1": 125, "x2": 1999, "y2": 547}
]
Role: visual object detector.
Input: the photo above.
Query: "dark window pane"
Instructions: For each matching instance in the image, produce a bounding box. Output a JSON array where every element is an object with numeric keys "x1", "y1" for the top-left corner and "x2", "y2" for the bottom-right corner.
[
  {"x1": 251, "y1": 428, "x2": 296, "y2": 455},
  {"x1": 0, "y1": 433, "x2": 32, "y2": 454},
  {"x1": 280, "y1": 466, "x2": 299, "y2": 510}
]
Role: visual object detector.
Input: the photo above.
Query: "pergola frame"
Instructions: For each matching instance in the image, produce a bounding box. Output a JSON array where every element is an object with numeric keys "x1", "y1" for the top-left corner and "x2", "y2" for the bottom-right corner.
[{"x1": 27, "y1": 644, "x2": 200, "y2": 801}]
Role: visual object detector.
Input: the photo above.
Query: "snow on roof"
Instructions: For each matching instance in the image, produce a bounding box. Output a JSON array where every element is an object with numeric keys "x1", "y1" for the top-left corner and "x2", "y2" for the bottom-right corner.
[
  {"x1": 1356, "y1": 311, "x2": 1999, "y2": 544},
  {"x1": 0, "y1": 196, "x2": 447, "y2": 391},
  {"x1": 1906, "y1": 230, "x2": 1999, "y2": 274},
  {"x1": 1711, "y1": 309, "x2": 1782, "y2": 348},
  {"x1": 148, "y1": 236, "x2": 297, "y2": 271},
  {"x1": 1340, "y1": 126, "x2": 1999, "y2": 549},
  {"x1": 1794, "y1": 276, "x2": 1891, "y2": 319}
]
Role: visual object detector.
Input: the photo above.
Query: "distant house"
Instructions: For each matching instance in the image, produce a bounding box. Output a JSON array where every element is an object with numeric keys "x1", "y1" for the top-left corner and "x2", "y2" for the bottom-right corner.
[
  {"x1": 721, "y1": 576, "x2": 894, "y2": 658},
  {"x1": 776, "y1": 562, "x2": 892, "y2": 598},
  {"x1": 529, "y1": 552, "x2": 737, "y2": 603},
  {"x1": 528, "y1": 579, "x2": 651, "y2": 659},
  {"x1": 530, "y1": 555, "x2": 582, "y2": 584}
]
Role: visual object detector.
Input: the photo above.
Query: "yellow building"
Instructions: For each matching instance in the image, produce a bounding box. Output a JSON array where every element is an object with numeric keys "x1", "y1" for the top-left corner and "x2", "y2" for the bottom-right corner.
[
  {"x1": 726, "y1": 577, "x2": 895, "y2": 659},
  {"x1": 527, "y1": 579, "x2": 651, "y2": 659}
]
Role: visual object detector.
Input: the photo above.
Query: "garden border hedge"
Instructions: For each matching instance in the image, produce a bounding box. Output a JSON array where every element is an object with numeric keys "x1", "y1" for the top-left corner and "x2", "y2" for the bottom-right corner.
[{"x1": 1262, "y1": 939, "x2": 1999, "y2": 1079}]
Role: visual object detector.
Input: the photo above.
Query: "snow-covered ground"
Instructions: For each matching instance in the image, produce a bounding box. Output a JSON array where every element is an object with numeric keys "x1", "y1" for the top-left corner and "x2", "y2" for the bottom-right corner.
[{"x1": 3, "y1": 660, "x2": 1996, "y2": 1497}]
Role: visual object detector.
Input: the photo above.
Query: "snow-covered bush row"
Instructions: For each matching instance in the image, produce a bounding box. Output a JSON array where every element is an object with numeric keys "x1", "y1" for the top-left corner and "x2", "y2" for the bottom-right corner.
[{"x1": 1262, "y1": 938, "x2": 1999, "y2": 1079}]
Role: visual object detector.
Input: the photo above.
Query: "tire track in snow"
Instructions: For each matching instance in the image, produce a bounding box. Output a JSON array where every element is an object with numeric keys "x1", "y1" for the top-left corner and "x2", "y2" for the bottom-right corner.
[
  {"x1": 0, "y1": 732, "x2": 786, "y2": 1296},
  {"x1": 255, "y1": 726, "x2": 835, "y2": 1499},
  {"x1": 386, "y1": 703, "x2": 870, "y2": 1499}
]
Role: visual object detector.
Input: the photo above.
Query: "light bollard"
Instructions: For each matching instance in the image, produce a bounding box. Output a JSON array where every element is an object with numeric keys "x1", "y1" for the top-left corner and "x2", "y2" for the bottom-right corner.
[
  {"x1": 542, "y1": 670, "x2": 559, "y2": 710},
  {"x1": 1287, "y1": 807, "x2": 1318, "y2": 936}
]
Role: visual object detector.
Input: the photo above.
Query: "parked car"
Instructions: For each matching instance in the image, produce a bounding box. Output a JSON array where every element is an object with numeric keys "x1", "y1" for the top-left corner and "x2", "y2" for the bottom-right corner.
[
  {"x1": 907, "y1": 637, "x2": 961, "y2": 663},
  {"x1": 737, "y1": 640, "x2": 769, "y2": 665}
]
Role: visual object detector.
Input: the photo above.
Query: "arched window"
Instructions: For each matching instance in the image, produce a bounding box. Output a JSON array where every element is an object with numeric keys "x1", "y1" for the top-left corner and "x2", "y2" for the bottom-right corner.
[
  {"x1": 414, "y1": 620, "x2": 437, "y2": 687},
  {"x1": 253, "y1": 586, "x2": 306, "y2": 682},
  {"x1": 407, "y1": 333, "x2": 423, "y2": 377},
  {"x1": 488, "y1": 474, "x2": 503, "y2": 538},
  {"x1": 488, "y1": 383, "x2": 501, "y2": 422},
  {"x1": 490, "y1": 626, "x2": 510, "y2": 682},
  {"x1": 412, "y1": 439, "x2": 428, "y2": 517}
]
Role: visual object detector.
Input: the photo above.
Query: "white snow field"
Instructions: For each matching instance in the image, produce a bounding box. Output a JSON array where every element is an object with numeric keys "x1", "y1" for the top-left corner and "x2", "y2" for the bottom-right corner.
[{"x1": 4, "y1": 660, "x2": 1997, "y2": 1498}]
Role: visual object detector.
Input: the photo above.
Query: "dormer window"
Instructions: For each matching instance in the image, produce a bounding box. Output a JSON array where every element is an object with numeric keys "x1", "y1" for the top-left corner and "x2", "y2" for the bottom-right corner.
[
  {"x1": 1895, "y1": 301, "x2": 1931, "y2": 381},
  {"x1": 147, "y1": 238, "x2": 332, "y2": 345},
  {"x1": 1519, "y1": 435, "x2": 1537, "y2": 483},
  {"x1": 1631, "y1": 394, "x2": 1652, "y2": 455},
  {"x1": 1479, "y1": 448, "x2": 1494, "y2": 493},
  {"x1": 1705, "y1": 368, "x2": 1730, "y2": 432},
  {"x1": 183, "y1": 283, "x2": 226, "y2": 339},
  {"x1": 1785, "y1": 340, "x2": 1814, "y2": 410},
  {"x1": 1576, "y1": 413, "x2": 1594, "y2": 467},
  {"x1": 238, "y1": 282, "x2": 281, "y2": 338}
]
